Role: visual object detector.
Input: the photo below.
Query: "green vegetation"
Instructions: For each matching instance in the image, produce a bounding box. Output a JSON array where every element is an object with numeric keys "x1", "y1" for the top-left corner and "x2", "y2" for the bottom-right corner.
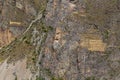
[
  {"x1": 36, "y1": 76, "x2": 45, "y2": 80},
  {"x1": 33, "y1": 0, "x2": 47, "y2": 13},
  {"x1": 51, "y1": 77, "x2": 64, "y2": 80},
  {"x1": 85, "y1": 76, "x2": 95, "y2": 80},
  {"x1": 15, "y1": 76, "x2": 17, "y2": 80},
  {"x1": 103, "y1": 30, "x2": 109, "y2": 40}
]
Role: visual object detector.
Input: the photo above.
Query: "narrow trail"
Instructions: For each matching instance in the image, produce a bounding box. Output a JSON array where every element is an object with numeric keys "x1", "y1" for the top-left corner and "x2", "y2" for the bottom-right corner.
[{"x1": 23, "y1": 13, "x2": 43, "y2": 35}]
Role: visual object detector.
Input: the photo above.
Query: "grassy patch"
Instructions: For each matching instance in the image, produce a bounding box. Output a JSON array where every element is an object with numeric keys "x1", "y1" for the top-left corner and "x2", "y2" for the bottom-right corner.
[
  {"x1": 36, "y1": 76, "x2": 45, "y2": 80},
  {"x1": 85, "y1": 76, "x2": 96, "y2": 80}
]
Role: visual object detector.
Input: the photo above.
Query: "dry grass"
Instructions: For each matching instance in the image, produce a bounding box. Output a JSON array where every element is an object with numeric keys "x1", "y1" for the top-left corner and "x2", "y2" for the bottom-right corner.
[
  {"x1": 10, "y1": 21, "x2": 21, "y2": 25},
  {"x1": 80, "y1": 35, "x2": 107, "y2": 52},
  {"x1": 80, "y1": 28, "x2": 107, "y2": 52},
  {"x1": 88, "y1": 40, "x2": 106, "y2": 51}
]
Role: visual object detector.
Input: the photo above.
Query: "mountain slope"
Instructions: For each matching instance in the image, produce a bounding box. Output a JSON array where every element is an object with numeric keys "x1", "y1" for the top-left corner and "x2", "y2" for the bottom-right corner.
[{"x1": 0, "y1": 0, "x2": 120, "y2": 80}]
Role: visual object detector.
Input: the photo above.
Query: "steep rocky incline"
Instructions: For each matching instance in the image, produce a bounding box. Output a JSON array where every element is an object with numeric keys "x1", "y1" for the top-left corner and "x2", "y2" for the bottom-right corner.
[
  {"x1": 0, "y1": 0, "x2": 120, "y2": 80},
  {"x1": 0, "y1": 0, "x2": 47, "y2": 80},
  {"x1": 42, "y1": 0, "x2": 120, "y2": 80},
  {"x1": 0, "y1": 0, "x2": 37, "y2": 48}
]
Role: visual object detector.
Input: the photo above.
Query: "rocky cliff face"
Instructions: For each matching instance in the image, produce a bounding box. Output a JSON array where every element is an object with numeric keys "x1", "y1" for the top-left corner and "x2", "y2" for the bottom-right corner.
[{"x1": 0, "y1": 0, "x2": 120, "y2": 80}]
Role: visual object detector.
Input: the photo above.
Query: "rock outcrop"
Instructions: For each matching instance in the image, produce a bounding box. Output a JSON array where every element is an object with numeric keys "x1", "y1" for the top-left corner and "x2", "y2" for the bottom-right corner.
[{"x1": 0, "y1": 58, "x2": 36, "y2": 80}]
